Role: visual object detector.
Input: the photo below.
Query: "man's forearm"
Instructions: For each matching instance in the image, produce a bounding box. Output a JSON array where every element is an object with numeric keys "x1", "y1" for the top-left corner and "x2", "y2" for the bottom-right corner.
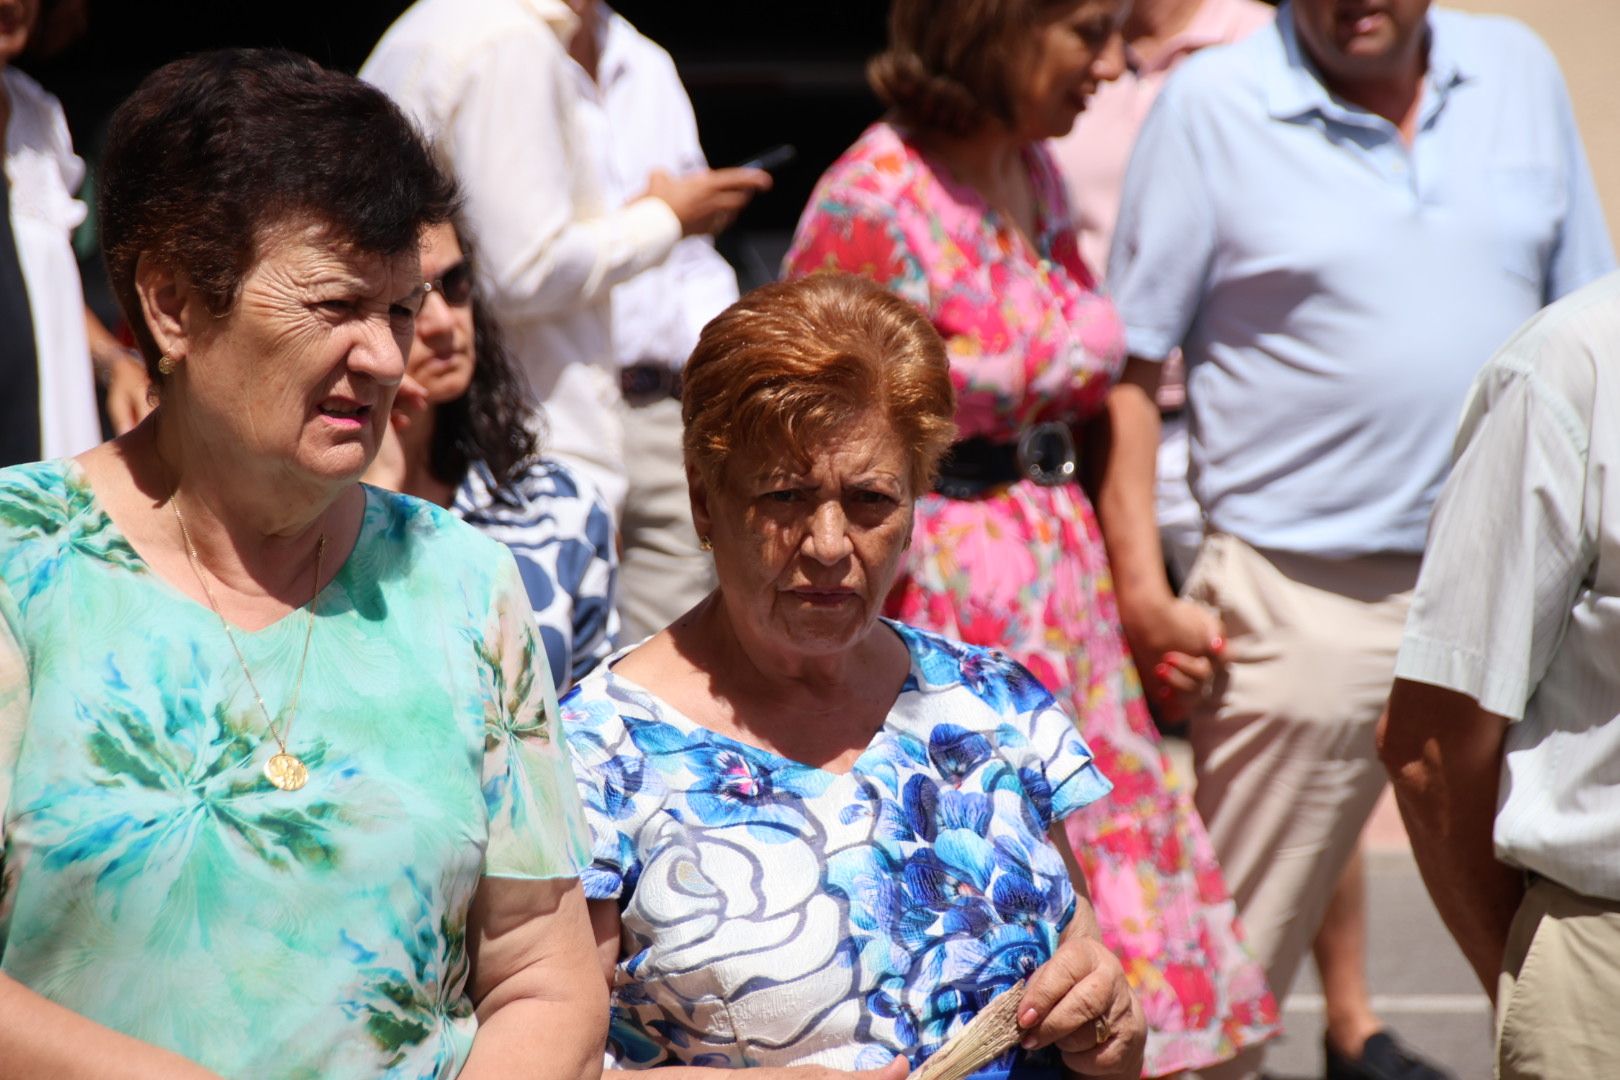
[{"x1": 1379, "y1": 679, "x2": 1524, "y2": 997}]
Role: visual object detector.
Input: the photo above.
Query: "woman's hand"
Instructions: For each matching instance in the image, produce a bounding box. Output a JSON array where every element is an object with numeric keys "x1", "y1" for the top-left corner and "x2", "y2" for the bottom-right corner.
[
  {"x1": 102, "y1": 354, "x2": 154, "y2": 434},
  {"x1": 1015, "y1": 934, "x2": 1145, "y2": 1078},
  {"x1": 1122, "y1": 594, "x2": 1224, "y2": 721},
  {"x1": 362, "y1": 374, "x2": 429, "y2": 491}
]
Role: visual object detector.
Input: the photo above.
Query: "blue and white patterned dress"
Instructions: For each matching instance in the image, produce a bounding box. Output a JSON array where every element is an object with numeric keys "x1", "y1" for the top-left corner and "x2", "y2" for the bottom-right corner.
[
  {"x1": 452, "y1": 458, "x2": 618, "y2": 692},
  {"x1": 563, "y1": 620, "x2": 1113, "y2": 1075}
]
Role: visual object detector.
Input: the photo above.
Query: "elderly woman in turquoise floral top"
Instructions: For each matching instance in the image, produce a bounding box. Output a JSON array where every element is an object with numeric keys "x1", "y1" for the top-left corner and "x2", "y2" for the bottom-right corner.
[{"x1": 0, "y1": 50, "x2": 603, "y2": 1078}]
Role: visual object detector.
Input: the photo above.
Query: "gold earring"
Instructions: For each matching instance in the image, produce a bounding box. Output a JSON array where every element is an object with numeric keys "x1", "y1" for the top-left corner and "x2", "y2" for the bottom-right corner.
[
  {"x1": 157, "y1": 354, "x2": 178, "y2": 375},
  {"x1": 698, "y1": 536, "x2": 713, "y2": 552}
]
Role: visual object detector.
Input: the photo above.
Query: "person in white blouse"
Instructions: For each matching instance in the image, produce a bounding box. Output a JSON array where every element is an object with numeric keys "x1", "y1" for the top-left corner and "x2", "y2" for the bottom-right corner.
[
  {"x1": 361, "y1": 0, "x2": 769, "y2": 516},
  {"x1": 1, "y1": 0, "x2": 148, "y2": 467},
  {"x1": 565, "y1": 1, "x2": 749, "y2": 641},
  {"x1": 1381, "y1": 271, "x2": 1620, "y2": 1078}
]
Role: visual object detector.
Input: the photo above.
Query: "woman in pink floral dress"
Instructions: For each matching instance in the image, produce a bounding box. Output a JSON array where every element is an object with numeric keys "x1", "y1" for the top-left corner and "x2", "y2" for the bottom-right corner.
[{"x1": 784, "y1": 0, "x2": 1278, "y2": 1074}]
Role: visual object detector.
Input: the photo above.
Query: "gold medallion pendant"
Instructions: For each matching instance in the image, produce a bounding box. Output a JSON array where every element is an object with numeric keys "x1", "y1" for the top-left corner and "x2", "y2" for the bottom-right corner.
[{"x1": 264, "y1": 752, "x2": 310, "y2": 792}]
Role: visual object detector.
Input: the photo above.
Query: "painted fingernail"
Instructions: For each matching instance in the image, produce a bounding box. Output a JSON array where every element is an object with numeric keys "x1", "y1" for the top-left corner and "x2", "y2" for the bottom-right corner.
[
  {"x1": 1212, "y1": 635, "x2": 1225, "y2": 652},
  {"x1": 1154, "y1": 663, "x2": 1171, "y2": 680}
]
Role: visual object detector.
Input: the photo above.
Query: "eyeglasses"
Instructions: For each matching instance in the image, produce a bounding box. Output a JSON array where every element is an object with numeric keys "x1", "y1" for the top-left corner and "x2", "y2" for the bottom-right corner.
[{"x1": 423, "y1": 260, "x2": 474, "y2": 307}]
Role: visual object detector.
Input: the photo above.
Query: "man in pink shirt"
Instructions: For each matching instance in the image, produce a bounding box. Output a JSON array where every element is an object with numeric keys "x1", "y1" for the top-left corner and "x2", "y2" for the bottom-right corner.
[{"x1": 1053, "y1": 3, "x2": 1449, "y2": 1079}]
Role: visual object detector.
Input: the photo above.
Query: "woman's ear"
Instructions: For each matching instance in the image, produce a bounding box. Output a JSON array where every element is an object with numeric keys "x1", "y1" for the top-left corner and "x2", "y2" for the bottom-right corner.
[{"x1": 133, "y1": 252, "x2": 194, "y2": 362}]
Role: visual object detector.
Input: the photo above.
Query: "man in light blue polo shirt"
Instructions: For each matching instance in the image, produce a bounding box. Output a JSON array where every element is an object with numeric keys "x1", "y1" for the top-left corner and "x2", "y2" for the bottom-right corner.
[{"x1": 1096, "y1": 1, "x2": 1612, "y2": 1077}]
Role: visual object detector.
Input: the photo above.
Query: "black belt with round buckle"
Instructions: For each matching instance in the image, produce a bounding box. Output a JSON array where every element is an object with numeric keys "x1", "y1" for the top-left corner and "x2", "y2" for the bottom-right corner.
[
  {"x1": 620, "y1": 361, "x2": 682, "y2": 405},
  {"x1": 933, "y1": 421, "x2": 1080, "y2": 498}
]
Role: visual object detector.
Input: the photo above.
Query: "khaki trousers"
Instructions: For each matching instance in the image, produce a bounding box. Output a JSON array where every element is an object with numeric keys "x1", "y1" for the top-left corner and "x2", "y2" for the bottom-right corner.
[
  {"x1": 1497, "y1": 875, "x2": 1620, "y2": 1079},
  {"x1": 1183, "y1": 534, "x2": 1418, "y2": 1077},
  {"x1": 615, "y1": 394, "x2": 715, "y2": 643}
]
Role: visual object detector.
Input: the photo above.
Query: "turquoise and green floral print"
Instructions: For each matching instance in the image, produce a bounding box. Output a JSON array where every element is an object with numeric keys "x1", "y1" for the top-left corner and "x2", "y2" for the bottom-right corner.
[
  {"x1": 565, "y1": 621, "x2": 1113, "y2": 1074},
  {"x1": 0, "y1": 460, "x2": 590, "y2": 1079}
]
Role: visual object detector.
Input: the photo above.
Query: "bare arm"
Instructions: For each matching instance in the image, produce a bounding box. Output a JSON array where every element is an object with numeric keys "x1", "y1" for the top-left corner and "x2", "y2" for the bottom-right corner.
[
  {"x1": 1378, "y1": 680, "x2": 1523, "y2": 998},
  {"x1": 0, "y1": 974, "x2": 221, "y2": 1079},
  {"x1": 461, "y1": 876, "x2": 609, "y2": 1080},
  {"x1": 1092, "y1": 358, "x2": 1222, "y2": 712}
]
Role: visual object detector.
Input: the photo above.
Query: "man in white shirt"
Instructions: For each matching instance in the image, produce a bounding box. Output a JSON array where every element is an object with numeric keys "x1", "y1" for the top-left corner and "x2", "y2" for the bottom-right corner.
[
  {"x1": 566, "y1": 3, "x2": 743, "y2": 640},
  {"x1": 361, "y1": 0, "x2": 767, "y2": 514},
  {"x1": 1381, "y1": 271, "x2": 1620, "y2": 1079}
]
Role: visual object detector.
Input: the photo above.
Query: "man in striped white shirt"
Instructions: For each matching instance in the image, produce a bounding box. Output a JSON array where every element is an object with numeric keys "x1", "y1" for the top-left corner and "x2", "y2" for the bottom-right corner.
[{"x1": 1382, "y1": 270, "x2": 1620, "y2": 1079}]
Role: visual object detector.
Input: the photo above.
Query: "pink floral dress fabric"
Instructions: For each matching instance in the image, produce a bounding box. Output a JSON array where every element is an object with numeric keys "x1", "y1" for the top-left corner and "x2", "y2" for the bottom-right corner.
[{"x1": 786, "y1": 123, "x2": 1278, "y2": 1075}]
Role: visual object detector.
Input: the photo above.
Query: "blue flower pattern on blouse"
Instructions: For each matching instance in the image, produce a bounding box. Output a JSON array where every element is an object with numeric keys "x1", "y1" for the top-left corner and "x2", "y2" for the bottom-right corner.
[{"x1": 564, "y1": 621, "x2": 1113, "y2": 1074}]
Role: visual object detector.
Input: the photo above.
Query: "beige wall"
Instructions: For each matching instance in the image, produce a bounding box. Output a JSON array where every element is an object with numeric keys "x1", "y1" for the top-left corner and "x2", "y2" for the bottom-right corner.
[{"x1": 1450, "y1": 0, "x2": 1620, "y2": 252}]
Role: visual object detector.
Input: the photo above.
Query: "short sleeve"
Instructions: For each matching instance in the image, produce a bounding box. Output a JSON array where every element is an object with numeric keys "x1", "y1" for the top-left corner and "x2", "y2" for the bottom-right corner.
[
  {"x1": 1543, "y1": 52, "x2": 1616, "y2": 301},
  {"x1": 1395, "y1": 354, "x2": 1593, "y2": 720},
  {"x1": 993, "y1": 671, "x2": 1113, "y2": 828},
  {"x1": 784, "y1": 186, "x2": 933, "y2": 313},
  {"x1": 0, "y1": 580, "x2": 29, "y2": 857},
  {"x1": 480, "y1": 555, "x2": 592, "y2": 879},
  {"x1": 1107, "y1": 90, "x2": 1218, "y2": 362},
  {"x1": 560, "y1": 682, "x2": 655, "y2": 901}
]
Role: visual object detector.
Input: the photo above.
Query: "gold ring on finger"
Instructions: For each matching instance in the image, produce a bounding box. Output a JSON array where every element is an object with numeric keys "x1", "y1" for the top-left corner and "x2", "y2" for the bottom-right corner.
[{"x1": 1095, "y1": 1015, "x2": 1111, "y2": 1046}]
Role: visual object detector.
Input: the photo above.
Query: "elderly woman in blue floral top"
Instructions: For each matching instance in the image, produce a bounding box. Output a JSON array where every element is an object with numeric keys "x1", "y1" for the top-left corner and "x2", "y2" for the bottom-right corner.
[
  {"x1": 563, "y1": 273, "x2": 1147, "y2": 1079},
  {"x1": 367, "y1": 218, "x2": 618, "y2": 692}
]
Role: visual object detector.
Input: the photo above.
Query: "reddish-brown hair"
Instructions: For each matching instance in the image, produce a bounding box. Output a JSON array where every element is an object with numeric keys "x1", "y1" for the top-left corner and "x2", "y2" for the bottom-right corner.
[
  {"x1": 682, "y1": 273, "x2": 956, "y2": 495},
  {"x1": 869, "y1": 0, "x2": 1085, "y2": 136}
]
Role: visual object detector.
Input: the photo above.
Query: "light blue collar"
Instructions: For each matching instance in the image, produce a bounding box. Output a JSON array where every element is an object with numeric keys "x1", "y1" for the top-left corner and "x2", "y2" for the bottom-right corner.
[{"x1": 1266, "y1": 3, "x2": 1469, "y2": 126}]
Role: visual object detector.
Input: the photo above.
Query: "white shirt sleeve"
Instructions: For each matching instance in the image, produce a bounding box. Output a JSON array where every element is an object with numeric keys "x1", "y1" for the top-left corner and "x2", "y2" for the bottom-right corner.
[
  {"x1": 439, "y1": 28, "x2": 682, "y2": 323},
  {"x1": 1394, "y1": 351, "x2": 1594, "y2": 720}
]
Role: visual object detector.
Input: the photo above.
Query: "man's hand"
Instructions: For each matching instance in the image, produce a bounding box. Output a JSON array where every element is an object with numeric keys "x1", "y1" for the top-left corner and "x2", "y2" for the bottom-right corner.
[{"x1": 644, "y1": 167, "x2": 772, "y2": 237}]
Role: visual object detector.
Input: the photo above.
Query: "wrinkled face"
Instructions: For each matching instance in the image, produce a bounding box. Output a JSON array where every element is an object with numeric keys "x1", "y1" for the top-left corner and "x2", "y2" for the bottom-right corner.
[
  {"x1": 408, "y1": 222, "x2": 476, "y2": 407},
  {"x1": 696, "y1": 411, "x2": 916, "y2": 658},
  {"x1": 180, "y1": 220, "x2": 423, "y2": 486},
  {"x1": 1292, "y1": 0, "x2": 1432, "y2": 85},
  {"x1": 0, "y1": 0, "x2": 37, "y2": 63},
  {"x1": 1012, "y1": 0, "x2": 1129, "y2": 141}
]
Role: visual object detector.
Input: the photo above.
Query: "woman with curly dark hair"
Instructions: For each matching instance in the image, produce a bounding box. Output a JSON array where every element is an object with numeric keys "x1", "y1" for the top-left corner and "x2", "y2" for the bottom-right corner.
[{"x1": 367, "y1": 219, "x2": 618, "y2": 692}]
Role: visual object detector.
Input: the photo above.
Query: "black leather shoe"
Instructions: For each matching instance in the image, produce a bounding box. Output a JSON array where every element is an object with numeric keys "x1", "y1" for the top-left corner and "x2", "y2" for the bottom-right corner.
[{"x1": 1324, "y1": 1030, "x2": 1454, "y2": 1080}]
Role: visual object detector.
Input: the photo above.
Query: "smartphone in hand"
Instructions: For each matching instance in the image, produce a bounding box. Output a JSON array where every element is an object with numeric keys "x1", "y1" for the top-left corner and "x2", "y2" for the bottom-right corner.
[{"x1": 733, "y1": 144, "x2": 797, "y2": 174}]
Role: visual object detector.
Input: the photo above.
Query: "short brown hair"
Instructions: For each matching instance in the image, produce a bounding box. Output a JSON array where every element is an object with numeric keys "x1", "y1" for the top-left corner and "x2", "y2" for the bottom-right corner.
[
  {"x1": 868, "y1": 0, "x2": 1082, "y2": 136},
  {"x1": 99, "y1": 49, "x2": 458, "y2": 378},
  {"x1": 682, "y1": 273, "x2": 956, "y2": 495}
]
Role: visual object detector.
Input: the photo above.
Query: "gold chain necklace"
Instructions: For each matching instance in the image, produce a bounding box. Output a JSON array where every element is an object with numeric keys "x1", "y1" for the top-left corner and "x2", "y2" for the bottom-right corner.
[{"x1": 169, "y1": 492, "x2": 325, "y2": 792}]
